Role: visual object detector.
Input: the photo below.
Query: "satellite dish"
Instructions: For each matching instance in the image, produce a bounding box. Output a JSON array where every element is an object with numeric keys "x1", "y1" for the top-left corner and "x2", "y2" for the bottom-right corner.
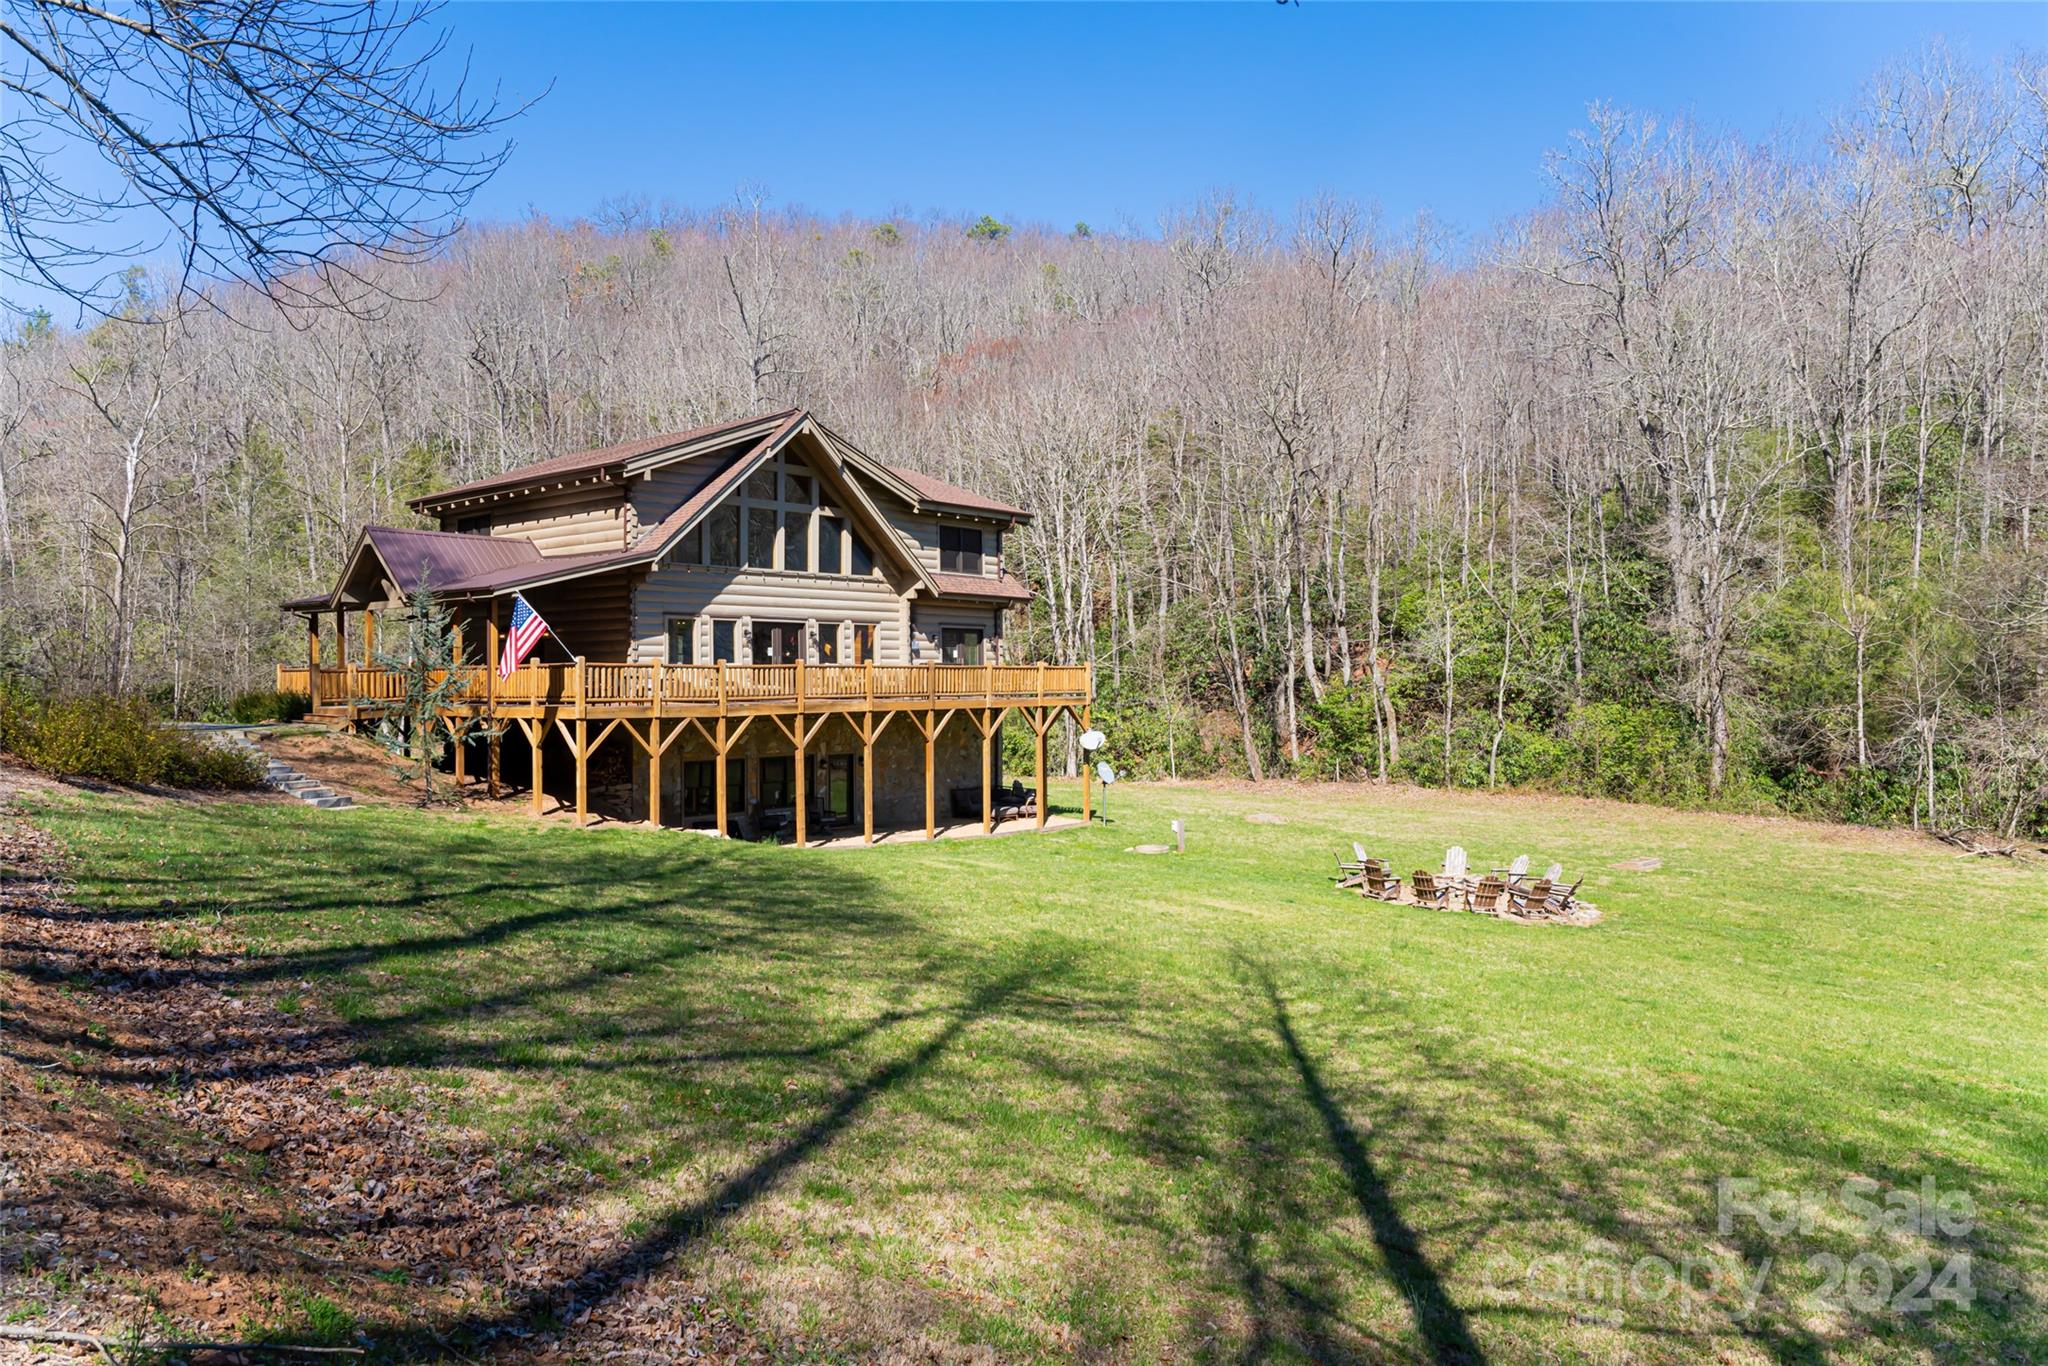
[
  {"x1": 1096, "y1": 760, "x2": 1116, "y2": 785},
  {"x1": 1079, "y1": 729, "x2": 1105, "y2": 752}
]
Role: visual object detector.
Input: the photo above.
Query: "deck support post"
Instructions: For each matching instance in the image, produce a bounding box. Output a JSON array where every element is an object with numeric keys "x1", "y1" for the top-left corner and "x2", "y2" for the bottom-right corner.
[
  {"x1": 453, "y1": 725, "x2": 466, "y2": 788},
  {"x1": 924, "y1": 711, "x2": 936, "y2": 841},
  {"x1": 306, "y1": 617, "x2": 321, "y2": 708},
  {"x1": 488, "y1": 729, "x2": 501, "y2": 800},
  {"x1": 794, "y1": 661, "x2": 808, "y2": 849},
  {"x1": 647, "y1": 719, "x2": 662, "y2": 827},
  {"x1": 1081, "y1": 701, "x2": 1092, "y2": 824},
  {"x1": 575, "y1": 718, "x2": 589, "y2": 827},
  {"x1": 485, "y1": 612, "x2": 501, "y2": 798},
  {"x1": 1033, "y1": 707, "x2": 1050, "y2": 831},
  {"x1": 861, "y1": 714, "x2": 875, "y2": 845},
  {"x1": 529, "y1": 719, "x2": 545, "y2": 816},
  {"x1": 980, "y1": 709, "x2": 995, "y2": 834},
  {"x1": 714, "y1": 717, "x2": 730, "y2": 838}
]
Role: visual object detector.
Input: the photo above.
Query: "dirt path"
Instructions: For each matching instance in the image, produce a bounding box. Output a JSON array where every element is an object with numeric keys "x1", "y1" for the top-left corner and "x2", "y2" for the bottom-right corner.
[{"x1": 0, "y1": 782, "x2": 766, "y2": 1360}]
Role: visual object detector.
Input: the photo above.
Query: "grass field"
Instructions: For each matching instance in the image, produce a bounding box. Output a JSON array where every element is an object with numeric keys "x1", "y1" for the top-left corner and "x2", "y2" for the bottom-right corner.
[{"x1": 21, "y1": 778, "x2": 2046, "y2": 1362}]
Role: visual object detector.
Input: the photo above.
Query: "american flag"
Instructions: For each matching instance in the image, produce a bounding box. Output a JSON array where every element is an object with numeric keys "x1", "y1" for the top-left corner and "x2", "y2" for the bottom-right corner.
[{"x1": 499, "y1": 593, "x2": 550, "y2": 678}]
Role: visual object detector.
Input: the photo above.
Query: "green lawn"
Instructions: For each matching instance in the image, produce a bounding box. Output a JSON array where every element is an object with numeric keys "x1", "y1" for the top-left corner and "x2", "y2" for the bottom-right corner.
[{"x1": 24, "y1": 779, "x2": 2046, "y2": 1362}]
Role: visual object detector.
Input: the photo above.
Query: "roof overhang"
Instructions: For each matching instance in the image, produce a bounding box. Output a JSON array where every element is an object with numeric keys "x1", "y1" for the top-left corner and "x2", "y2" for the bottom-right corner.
[
  {"x1": 408, "y1": 410, "x2": 801, "y2": 516},
  {"x1": 819, "y1": 424, "x2": 1031, "y2": 526}
]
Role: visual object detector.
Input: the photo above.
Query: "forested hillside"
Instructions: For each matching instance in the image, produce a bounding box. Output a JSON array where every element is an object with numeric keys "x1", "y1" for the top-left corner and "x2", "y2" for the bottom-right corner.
[{"x1": 3, "y1": 47, "x2": 2043, "y2": 834}]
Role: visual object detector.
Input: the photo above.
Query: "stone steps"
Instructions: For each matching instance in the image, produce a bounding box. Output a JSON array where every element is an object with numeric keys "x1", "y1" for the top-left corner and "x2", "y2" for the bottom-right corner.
[{"x1": 206, "y1": 728, "x2": 354, "y2": 810}]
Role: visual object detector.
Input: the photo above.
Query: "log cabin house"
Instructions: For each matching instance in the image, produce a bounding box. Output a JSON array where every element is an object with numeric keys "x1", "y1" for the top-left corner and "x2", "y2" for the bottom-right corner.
[{"x1": 277, "y1": 408, "x2": 1093, "y2": 844}]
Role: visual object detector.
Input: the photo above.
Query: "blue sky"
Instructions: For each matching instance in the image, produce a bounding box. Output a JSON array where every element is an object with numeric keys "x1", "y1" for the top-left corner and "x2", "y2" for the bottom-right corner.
[
  {"x1": 10, "y1": 3, "x2": 2043, "y2": 319},
  {"x1": 451, "y1": 2, "x2": 2041, "y2": 238}
]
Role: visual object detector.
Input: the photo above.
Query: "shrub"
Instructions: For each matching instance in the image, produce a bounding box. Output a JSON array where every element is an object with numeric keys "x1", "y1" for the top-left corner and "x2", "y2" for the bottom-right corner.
[
  {"x1": 0, "y1": 689, "x2": 262, "y2": 789},
  {"x1": 224, "y1": 688, "x2": 310, "y2": 724}
]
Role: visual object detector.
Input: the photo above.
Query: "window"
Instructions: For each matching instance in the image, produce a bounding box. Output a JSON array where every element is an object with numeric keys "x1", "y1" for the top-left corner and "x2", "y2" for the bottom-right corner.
[
  {"x1": 680, "y1": 526, "x2": 703, "y2": 565},
  {"x1": 747, "y1": 507, "x2": 776, "y2": 569},
  {"x1": 758, "y1": 755, "x2": 794, "y2": 809},
  {"x1": 851, "y1": 531, "x2": 874, "y2": 577},
  {"x1": 818, "y1": 623, "x2": 841, "y2": 664},
  {"x1": 783, "y1": 470, "x2": 814, "y2": 505},
  {"x1": 853, "y1": 623, "x2": 875, "y2": 663},
  {"x1": 456, "y1": 514, "x2": 492, "y2": 536},
  {"x1": 751, "y1": 620, "x2": 804, "y2": 665},
  {"x1": 707, "y1": 506, "x2": 740, "y2": 566},
  {"x1": 665, "y1": 617, "x2": 694, "y2": 665},
  {"x1": 712, "y1": 619, "x2": 736, "y2": 663},
  {"x1": 744, "y1": 466, "x2": 776, "y2": 501},
  {"x1": 681, "y1": 758, "x2": 744, "y2": 819},
  {"x1": 817, "y1": 515, "x2": 844, "y2": 574},
  {"x1": 942, "y1": 627, "x2": 984, "y2": 665},
  {"x1": 941, "y1": 526, "x2": 983, "y2": 574},
  {"x1": 782, "y1": 510, "x2": 810, "y2": 572}
]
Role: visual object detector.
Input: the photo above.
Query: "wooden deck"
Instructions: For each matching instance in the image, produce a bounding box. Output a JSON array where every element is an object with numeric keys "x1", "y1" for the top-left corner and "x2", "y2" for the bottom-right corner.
[{"x1": 273, "y1": 659, "x2": 1092, "y2": 845}]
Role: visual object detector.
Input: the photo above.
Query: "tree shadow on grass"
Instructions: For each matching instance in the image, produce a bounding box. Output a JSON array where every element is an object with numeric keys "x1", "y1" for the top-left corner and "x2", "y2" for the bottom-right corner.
[
  {"x1": 12, "y1": 794, "x2": 1125, "y2": 1353},
  {"x1": 1108, "y1": 946, "x2": 2035, "y2": 1366}
]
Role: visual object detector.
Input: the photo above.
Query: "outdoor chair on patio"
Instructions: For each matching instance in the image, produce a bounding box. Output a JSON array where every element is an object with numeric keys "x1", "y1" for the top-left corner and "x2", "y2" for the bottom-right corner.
[
  {"x1": 1546, "y1": 877, "x2": 1584, "y2": 915},
  {"x1": 992, "y1": 782, "x2": 1037, "y2": 822},
  {"x1": 1545, "y1": 862, "x2": 1564, "y2": 884},
  {"x1": 1507, "y1": 877, "x2": 1553, "y2": 916},
  {"x1": 1468, "y1": 875, "x2": 1507, "y2": 915},
  {"x1": 1411, "y1": 869, "x2": 1453, "y2": 909},
  {"x1": 1444, "y1": 846, "x2": 1469, "y2": 878}
]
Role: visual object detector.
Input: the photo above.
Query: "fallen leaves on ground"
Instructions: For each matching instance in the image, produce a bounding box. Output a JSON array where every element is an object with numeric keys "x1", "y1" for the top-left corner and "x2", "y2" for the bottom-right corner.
[{"x1": 0, "y1": 791, "x2": 772, "y2": 1361}]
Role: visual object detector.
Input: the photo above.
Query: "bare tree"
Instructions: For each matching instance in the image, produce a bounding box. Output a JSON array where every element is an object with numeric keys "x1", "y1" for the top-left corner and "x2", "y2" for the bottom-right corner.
[{"x1": 1, "y1": 0, "x2": 528, "y2": 317}]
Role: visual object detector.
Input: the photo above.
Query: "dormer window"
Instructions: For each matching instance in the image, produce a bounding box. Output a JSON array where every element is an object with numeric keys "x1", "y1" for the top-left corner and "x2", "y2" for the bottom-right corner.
[{"x1": 941, "y1": 526, "x2": 983, "y2": 574}]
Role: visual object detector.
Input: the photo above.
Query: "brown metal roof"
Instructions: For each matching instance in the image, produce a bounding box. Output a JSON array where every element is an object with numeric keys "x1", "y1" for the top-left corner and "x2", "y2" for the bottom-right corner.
[
  {"x1": 366, "y1": 526, "x2": 544, "y2": 592},
  {"x1": 880, "y1": 463, "x2": 1029, "y2": 519},
  {"x1": 410, "y1": 409, "x2": 801, "y2": 509},
  {"x1": 928, "y1": 570, "x2": 1034, "y2": 602},
  {"x1": 430, "y1": 411, "x2": 814, "y2": 596}
]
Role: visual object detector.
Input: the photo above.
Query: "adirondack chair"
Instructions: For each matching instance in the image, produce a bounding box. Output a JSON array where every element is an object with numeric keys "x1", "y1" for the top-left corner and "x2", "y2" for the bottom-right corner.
[
  {"x1": 1336, "y1": 842, "x2": 1380, "y2": 887},
  {"x1": 1493, "y1": 854, "x2": 1531, "y2": 882},
  {"x1": 1545, "y1": 862, "x2": 1564, "y2": 884},
  {"x1": 1546, "y1": 877, "x2": 1585, "y2": 914},
  {"x1": 1363, "y1": 865, "x2": 1403, "y2": 901},
  {"x1": 1411, "y1": 869, "x2": 1452, "y2": 909},
  {"x1": 1444, "y1": 846, "x2": 1468, "y2": 877},
  {"x1": 1468, "y1": 875, "x2": 1507, "y2": 915},
  {"x1": 1507, "y1": 877, "x2": 1553, "y2": 916}
]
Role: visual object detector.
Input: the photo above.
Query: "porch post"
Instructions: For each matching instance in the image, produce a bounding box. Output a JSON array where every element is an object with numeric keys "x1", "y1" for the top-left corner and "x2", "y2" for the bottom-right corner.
[
  {"x1": 1035, "y1": 708, "x2": 1048, "y2": 831},
  {"x1": 924, "y1": 713, "x2": 936, "y2": 841},
  {"x1": 1081, "y1": 701, "x2": 1092, "y2": 825},
  {"x1": 363, "y1": 608, "x2": 376, "y2": 663},
  {"x1": 531, "y1": 721, "x2": 545, "y2": 816},
  {"x1": 981, "y1": 710, "x2": 994, "y2": 834},
  {"x1": 575, "y1": 718, "x2": 589, "y2": 828},
  {"x1": 648, "y1": 719, "x2": 662, "y2": 827},
  {"x1": 306, "y1": 615, "x2": 321, "y2": 708},
  {"x1": 794, "y1": 660, "x2": 808, "y2": 848},
  {"x1": 714, "y1": 717, "x2": 730, "y2": 839},
  {"x1": 862, "y1": 715, "x2": 875, "y2": 846},
  {"x1": 486, "y1": 608, "x2": 501, "y2": 799}
]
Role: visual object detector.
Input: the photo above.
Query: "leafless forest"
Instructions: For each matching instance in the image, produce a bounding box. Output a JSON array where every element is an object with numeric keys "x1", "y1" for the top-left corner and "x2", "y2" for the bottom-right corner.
[{"x1": 3, "y1": 46, "x2": 2044, "y2": 832}]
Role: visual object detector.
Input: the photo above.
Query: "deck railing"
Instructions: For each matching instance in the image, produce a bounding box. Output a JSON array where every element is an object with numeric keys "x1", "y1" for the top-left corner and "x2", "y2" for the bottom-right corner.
[{"x1": 278, "y1": 659, "x2": 1090, "y2": 713}]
